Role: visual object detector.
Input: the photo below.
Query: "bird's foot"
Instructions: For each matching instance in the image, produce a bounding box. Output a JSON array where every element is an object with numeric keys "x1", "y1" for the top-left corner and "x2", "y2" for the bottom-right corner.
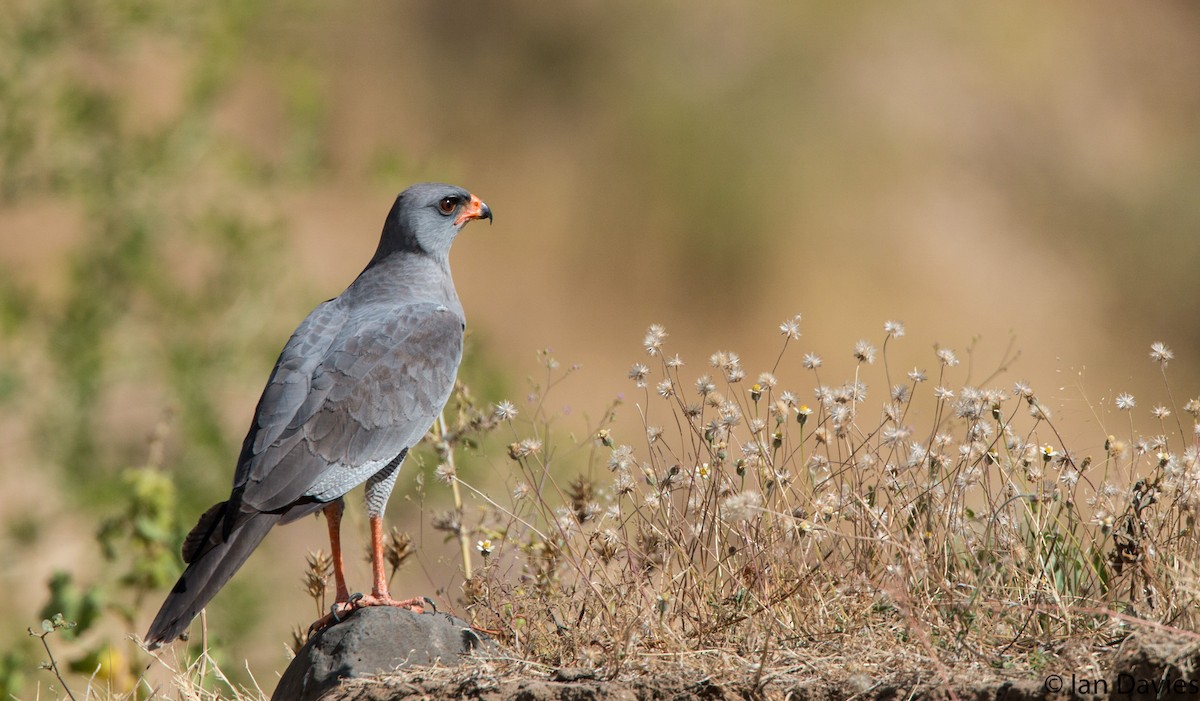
[
  {"x1": 307, "y1": 593, "x2": 364, "y2": 635},
  {"x1": 307, "y1": 593, "x2": 434, "y2": 636},
  {"x1": 354, "y1": 593, "x2": 436, "y2": 614}
]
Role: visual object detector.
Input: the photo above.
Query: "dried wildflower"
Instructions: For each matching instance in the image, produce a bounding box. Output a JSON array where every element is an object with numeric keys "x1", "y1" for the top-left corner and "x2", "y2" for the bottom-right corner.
[
  {"x1": 383, "y1": 529, "x2": 414, "y2": 571},
  {"x1": 779, "y1": 315, "x2": 802, "y2": 340},
  {"x1": 953, "y1": 395, "x2": 983, "y2": 420},
  {"x1": 1150, "y1": 342, "x2": 1174, "y2": 366},
  {"x1": 666, "y1": 354, "x2": 684, "y2": 368},
  {"x1": 709, "y1": 351, "x2": 742, "y2": 374},
  {"x1": 628, "y1": 363, "x2": 650, "y2": 387},
  {"x1": 722, "y1": 491, "x2": 762, "y2": 522},
  {"x1": 656, "y1": 379, "x2": 674, "y2": 398},
  {"x1": 494, "y1": 400, "x2": 518, "y2": 421},
  {"x1": 512, "y1": 482, "x2": 531, "y2": 501},
  {"x1": 853, "y1": 340, "x2": 877, "y2": 364},
  {"x1": 590, "y1": 529, "x2": 620, "y2": 562},
  {"x1": 882, "y1": 425, "x2": 912, "y2": 446},
  {"x1": 476, "y1": 539, "x2": 494, "y2": 556},
  {"x1": 569, "y1": 479, "x2": 600, "y2": 524},
  {"x1": 884, "y1": 320, "x2": 905, "y2": 338},
  {"x1": 434, "y1": 462, "x2": 455, "y2": 485},
  {"x1": 767, "y1": 400, "x2": 788, "y2": 420},
  {"x1": 936, "y1": 348, "x2": 959, "y2": 367},
  {"x1": 779, "y1": 390, "x2": 798, "y2": 406},
  {"x1": 719, "y1": 400, "x2": 742, "y2": 426},
  {"x1": 891, "y1": 385, "x2": 911, "y2": 403},
  {"x1": 303, "y1": 550, "x2": 333, "y2": 602},
  {"x1": 644, "y1": 324, "x2": 667, "y2": 356},
  {"x1": 507, "y1": 438, "x2": 543, "y2": 460},
  {"x1": 966, "y1": 421, "x2": 993, "y2": 442},
  {"x1": 608, "y1": 444, "x2": 635, "y2": 471},
  {"x1": 908, "y1": 368, "x2": 927, "y2": 383},
  {"x1": 695, "y1": 375, "x2": 716, "y2": 396},
  {"x1": 1013, "y1": 381, "x2": 1034, "y2": 399},
  {"x1": 613, "y1": 470, "x2": 634, "y2": 496},
  {"x1": 933, "y1": 386, "x2": 954, "y2": 400},
  {"x1": 555, "y1": 506, "x2": 578, "y2": 534},
  {"x1": 1152, "y1": 405, "x2": 1171, "y2": 419},
  {"x1": 1115, "y1": 393, "x2": 1136, "y2": 411},
  {"x1": 1185, "y1": 398, "x2": 1200, "y2": 417},
  {"x1": 646, "y1": 426, "x2": 663, "y2": 444},
  {"x1": 1060, "y1": 469, "x2": 1080, "y2": 487},
  {"x1": 802, "y1": 353, "x2": 822, "y2": 369},
  {"x1": 660, "y1": 463, "x2": 682, "y2": 487}
]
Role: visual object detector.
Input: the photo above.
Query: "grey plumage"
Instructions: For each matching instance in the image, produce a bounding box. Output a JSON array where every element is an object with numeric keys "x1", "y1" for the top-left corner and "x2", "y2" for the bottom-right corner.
[{"x1": 145, "y1": 183, "x2": 490, "y2": 649}]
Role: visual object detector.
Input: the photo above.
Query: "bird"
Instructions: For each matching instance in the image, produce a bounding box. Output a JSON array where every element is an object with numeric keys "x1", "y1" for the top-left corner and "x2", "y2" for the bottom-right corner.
[{"x1": 144, "y1": 182, "x2": 492, "y2": 649}]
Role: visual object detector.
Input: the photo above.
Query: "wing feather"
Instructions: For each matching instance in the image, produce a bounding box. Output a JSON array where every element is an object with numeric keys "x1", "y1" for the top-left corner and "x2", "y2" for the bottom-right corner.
[{"x1": 234, "y1": 300, "x2": 463, "y2": 513}]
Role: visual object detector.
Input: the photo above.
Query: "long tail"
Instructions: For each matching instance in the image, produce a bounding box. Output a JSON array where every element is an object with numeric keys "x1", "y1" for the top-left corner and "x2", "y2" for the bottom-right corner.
[{"x1": 144, "y1": 504, "x2": 281, "y2": 649}]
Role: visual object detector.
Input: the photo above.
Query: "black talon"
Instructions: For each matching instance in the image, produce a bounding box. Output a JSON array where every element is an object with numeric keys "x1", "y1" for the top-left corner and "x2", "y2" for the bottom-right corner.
[{"x1": 330, "y1": 593, "x2": 365, "y2": 624}]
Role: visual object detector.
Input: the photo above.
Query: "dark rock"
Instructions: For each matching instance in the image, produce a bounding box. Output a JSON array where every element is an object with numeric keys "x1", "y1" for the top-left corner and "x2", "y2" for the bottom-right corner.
[{"x1": 272, "y1": 607, "x2": 497, "y2": 701}]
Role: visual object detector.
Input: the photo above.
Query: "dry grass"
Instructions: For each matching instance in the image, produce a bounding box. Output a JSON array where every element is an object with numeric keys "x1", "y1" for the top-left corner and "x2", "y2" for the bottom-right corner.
[{"x1": 453, "y1": 319, "x2": 1200, "y2": 683}]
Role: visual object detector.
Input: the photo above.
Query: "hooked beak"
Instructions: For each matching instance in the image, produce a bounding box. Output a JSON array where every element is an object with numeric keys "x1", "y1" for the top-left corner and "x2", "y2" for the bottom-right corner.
[{"x1": 455, "y1": 194, "x2": 493, "y2": 226}]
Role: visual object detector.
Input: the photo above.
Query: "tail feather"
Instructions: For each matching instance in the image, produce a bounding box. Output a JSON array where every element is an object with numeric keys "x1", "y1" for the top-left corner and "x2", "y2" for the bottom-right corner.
[{"x1": 144, "y1": 510, "x2": 281, "y2": 649}]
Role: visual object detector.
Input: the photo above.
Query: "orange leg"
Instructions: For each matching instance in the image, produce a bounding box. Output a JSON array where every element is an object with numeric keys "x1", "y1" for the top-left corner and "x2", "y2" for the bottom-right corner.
[
  {"x1": 358, "y1": 514, "x2": 427, "y2": 610},
  {"x1": 308, "y1": 512, "x2": 427, "y2": 635},
  {"x1": 370, "y1": 513, "x2": 389, "y2": 598},
  {"x1": 323, "y1": 501, "x2": 350, "y2": 603}
]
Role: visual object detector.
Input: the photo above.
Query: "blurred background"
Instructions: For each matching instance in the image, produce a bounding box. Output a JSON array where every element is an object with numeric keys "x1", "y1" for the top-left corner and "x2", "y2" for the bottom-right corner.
[{"x1": 2, "y1": 0, "x2": 1199, "y2": 695}]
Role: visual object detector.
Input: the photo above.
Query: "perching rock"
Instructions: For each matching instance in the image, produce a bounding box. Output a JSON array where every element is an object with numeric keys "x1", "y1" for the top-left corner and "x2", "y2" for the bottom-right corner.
[{"x1": 272, "y1": 607, "x2": 496, "y2": 701}]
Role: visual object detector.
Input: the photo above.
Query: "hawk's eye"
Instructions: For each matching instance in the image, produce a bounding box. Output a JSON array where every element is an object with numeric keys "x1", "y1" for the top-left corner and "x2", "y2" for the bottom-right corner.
[{"x1": 437, "y1": 197, "x2": 458, "y2": 215}]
